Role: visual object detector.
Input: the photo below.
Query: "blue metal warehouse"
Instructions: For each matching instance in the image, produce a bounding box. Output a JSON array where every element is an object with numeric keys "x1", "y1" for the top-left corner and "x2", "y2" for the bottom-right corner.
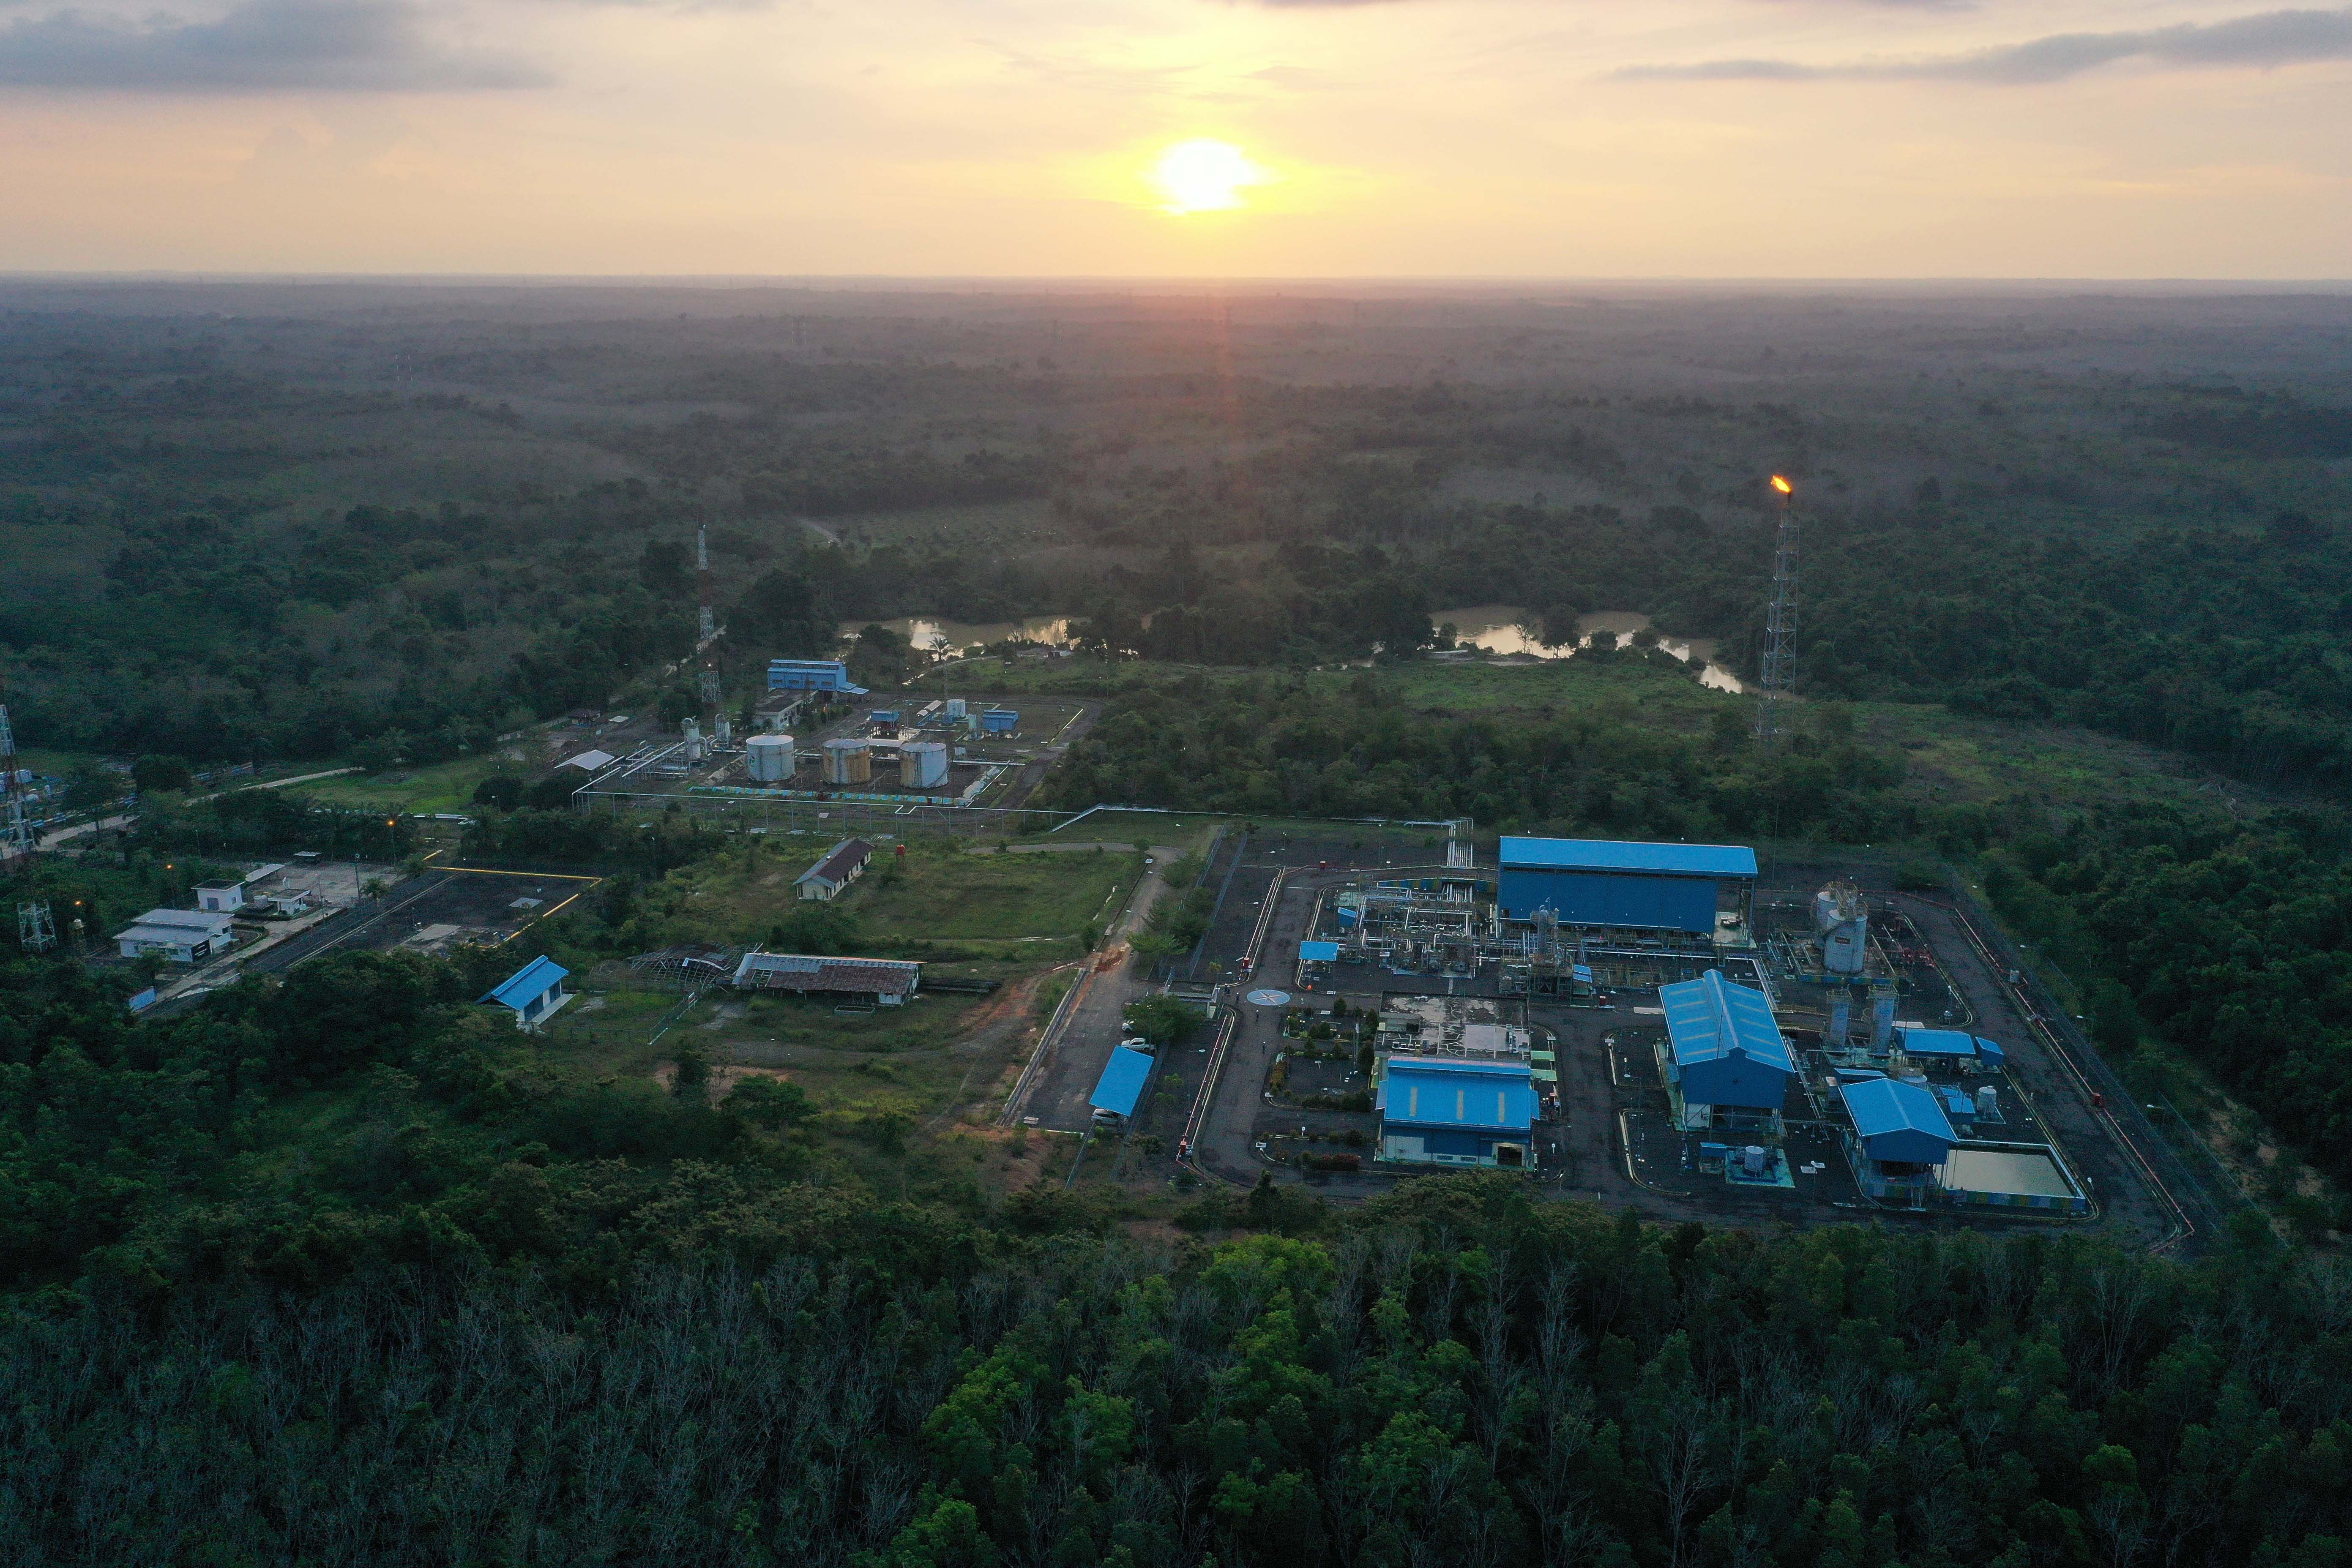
[
  {"x1": 1090, "y1": 1046, "x2": 1155, "y2": 1121},
  {"x1": 1840, "y1": 1077, "x2": 1959, "y2": 1166},
  {"x1": 1497, "y1": 837, "x2": 1756, "y2": 933},
  {"x1": 1377, "y1": 1057, "x2": 1539, "y2": 1169},
  {"x1": 1659, "y1": 968, "x2": 1793, "y2": 1110},
  {"x1": 767, "y1": 658, "x2": 867, "y2": 694}
]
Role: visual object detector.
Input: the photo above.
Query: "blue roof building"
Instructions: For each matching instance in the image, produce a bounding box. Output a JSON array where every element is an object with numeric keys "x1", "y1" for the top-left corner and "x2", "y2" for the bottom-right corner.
[
  {"x1": 1659, "y1": 968, "x2": 1793, "y2": 1111},
  {"x1": 768, "y1": 659, "x2": 867, "y2": 694},
  {"x1": 1090, "y1": 1046, "x2": 1155, "y2": 1120},
  {"x1": 1497, "y1": 837, "x2": 1756, "y2": 933},
  {"x1": 1840, "y1": 1078, "x2": 1958, "y2": 1166},
  {"x1": 1898, "y1": 1028, "x2": 2007, "y2": 1067},
  {"x1": 480, "y1": 956, "x2": 571, "y2": 1029},
  {"x1": 1377, "y1": 1057, "x2": 1539, "y2": 1170}
]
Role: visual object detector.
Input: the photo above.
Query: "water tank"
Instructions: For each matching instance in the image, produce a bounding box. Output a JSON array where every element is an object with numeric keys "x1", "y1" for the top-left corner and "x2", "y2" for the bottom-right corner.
[
  {"x1": 1828, "y1": 991, "x2": 1851, "y2": 1045},
  {"x1": 1814, "y1": 881, "x2": 1868, "y2": 976},
  {"x1": 945, "y1": 698, "x2": 967, "y2": 720},
  {"x1": 822, "y1": 739, "x2": 871, "y2": 785},
  {"x1": 901, "y1": 741, "x2": 949, "y2": 789},
  {"x1": 1742, "y1": 1145, "x2": 1767, "y2": 1177},
  {"x1": 1871, "y1": 993, "x2": 1896, "y2": 1050},
  {"x1": 681, "y1": 717, "x2": 704, "y2": 763},
  {"x1": 714, "y1": 716, "x2": 732, "y2": 747},
  {"x1": 1975, "y1": 1085, "x2": 1999, "y2": 1119},
  {"x1": 746, "y1": 733, "x2": 795, "y2": 783}
]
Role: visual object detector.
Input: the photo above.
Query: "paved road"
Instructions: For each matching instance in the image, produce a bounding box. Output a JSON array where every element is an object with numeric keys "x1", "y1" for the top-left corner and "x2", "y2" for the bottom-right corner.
[{"x1": 1003, "y1": 845, "x2": 1187, "y2": 1131}]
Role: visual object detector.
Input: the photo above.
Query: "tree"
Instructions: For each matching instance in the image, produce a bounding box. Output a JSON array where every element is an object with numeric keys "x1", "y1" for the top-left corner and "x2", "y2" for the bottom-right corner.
[
  {"x1": 734, "y1": 569, "x2": 830, "y2": 657},
  {"x1": 640, "y1": 539, "x2": 691, "y2": 597},
  {"x1": 131, "y1": 755, "x2": 194, "y2": 794},
  {"x1": 2091, "y1": 981, "x2": 2141, "y2": 1056},
  {"x1": 473, "y1": 774, "x2": 524, "y2": 812}
]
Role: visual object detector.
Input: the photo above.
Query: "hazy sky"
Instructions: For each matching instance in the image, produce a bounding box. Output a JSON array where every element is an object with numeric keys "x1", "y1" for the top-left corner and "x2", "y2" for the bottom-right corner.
[{"x1": 1, "y1": 0, "x2": 2347, "y2": 277}]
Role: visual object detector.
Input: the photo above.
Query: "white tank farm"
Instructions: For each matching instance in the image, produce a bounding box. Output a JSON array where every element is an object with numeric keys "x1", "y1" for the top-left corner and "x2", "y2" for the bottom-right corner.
[{"x1": 746, "y1": 733, "x2": 795, "y2": 782}]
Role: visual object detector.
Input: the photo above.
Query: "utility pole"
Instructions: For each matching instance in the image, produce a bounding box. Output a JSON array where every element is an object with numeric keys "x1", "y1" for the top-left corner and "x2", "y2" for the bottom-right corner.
[{"x1": 1756, "y1": 475, "x2": 1798, "y2": 746}]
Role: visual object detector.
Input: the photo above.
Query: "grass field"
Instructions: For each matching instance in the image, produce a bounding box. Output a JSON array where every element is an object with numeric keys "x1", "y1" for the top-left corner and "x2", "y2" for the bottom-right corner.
[{"x1": 299, "y1": 752, "x2": 523, "y2": 815}]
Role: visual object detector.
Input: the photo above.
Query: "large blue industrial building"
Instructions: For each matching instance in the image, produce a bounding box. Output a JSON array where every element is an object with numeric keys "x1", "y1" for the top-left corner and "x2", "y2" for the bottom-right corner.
[
  {"x1": 767, "y1": 659, "x2": 867, "y2": 694},
  {"x1": 1377, "y1": 1057, "x2": 1540, "y2": 1169},
  {"x1": 1497, "y1": 837, "x2": 1756, "y2": 933},
  {"x1": 1658, "y1": 968, "x2": 1794, "y2": 1111}
]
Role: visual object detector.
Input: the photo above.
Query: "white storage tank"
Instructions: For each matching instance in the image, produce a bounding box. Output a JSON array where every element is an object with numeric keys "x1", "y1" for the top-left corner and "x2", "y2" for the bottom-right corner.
[
  {"x1": 1814, "y1": 881, "x2": 1869, "y2": 976},
  {"x1": 901, "y1": 741, "x2": 949, "y2": 789},
  {"x1": 1975, "y1": 1084, "x2": 2000, "y2": 1120},
  {"x1": 746, "y1": 733, "x2": 795, "y2": 783},
  {"x1": 1742, "y1": 1145, "x2": 1767, "y2": 1177},
  {"x1": 945, "y1": 698, "x2": 967, "y2": 720},
  {"x1": 822, "y1": 738, "x2": 872, "y2": 785}
]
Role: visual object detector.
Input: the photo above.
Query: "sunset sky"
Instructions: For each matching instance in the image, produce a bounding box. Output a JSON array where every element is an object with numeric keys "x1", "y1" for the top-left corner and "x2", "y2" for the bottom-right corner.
[{"x1": 2, "y1": 0, "x2": 2347, "y2": 277}]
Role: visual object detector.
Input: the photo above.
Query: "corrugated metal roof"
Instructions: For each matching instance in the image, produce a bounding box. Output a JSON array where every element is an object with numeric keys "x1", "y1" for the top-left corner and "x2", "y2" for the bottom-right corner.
[
  {"x1": 115, "y1": 908, "x2": 234, "y2": 935},
  {"x1": 1090, "y1": 1046, "x2": 1154, "y2": 1118},
  {"x1": 1898, "y1": 1028, "x2": 1977, "y2": 1056},
  {"x1": 730, "y1": 951, "x2": 921, "y2": 996},
  {"x1": 481, "y1": 955, "x2": 568, "y2": 1009},
  {"x1": 1499, "y1": 837, "x2": 1758, "y2": 878},
  {"x1": 1660, "y1": 969, "x2": 1793, "y2": 1073},
  {"x1": 1841, "y1": 1077, "x2": 1957, "y2": 1142},
  {"x1": 796, "y1": 837, "x2": 872, "y2": 887},
  {"x1": 1376, "y1": 1057, "x2": 1538, "y2": 1132}
]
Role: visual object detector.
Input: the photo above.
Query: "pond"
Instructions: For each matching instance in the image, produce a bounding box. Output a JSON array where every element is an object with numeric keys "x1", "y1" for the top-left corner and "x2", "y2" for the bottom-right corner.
[
  {"x1": 843, "y1": 616, "x2": 1076, "y2": 654},
  {"x1": 1434, "y1": 605, "x2": 1746, "y2": 693}
]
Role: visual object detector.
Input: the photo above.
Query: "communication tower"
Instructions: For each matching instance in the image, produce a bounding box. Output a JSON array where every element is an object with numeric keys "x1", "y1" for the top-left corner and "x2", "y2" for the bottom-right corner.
[
  {"x1": 694, "y1": 525, "x2": 723, "y2": 709},
  {"x1": 17, "y1": 900, "x2": 56, "y2": 953},
  {"x1": 0, "y1": 703, "x2": 31, "y2": 862},
  {"x1": 1755, "y1": 476, "x2": 1799, "y2": 745}
]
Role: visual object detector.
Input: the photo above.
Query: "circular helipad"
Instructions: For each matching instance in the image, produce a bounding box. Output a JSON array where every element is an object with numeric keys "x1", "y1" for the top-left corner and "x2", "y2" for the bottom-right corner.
[{"x1": 1245, "y1": 989, "x2": 1292, "y2": 1007}]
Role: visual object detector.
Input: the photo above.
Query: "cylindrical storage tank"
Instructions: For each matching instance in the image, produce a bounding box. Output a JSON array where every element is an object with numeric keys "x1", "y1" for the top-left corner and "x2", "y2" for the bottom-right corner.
[
  {"x1": 945, "y1": 698, "x2": 967, "y2": 720},
  {"x1": 1742, "y1": 1145, "x2": 1767, "y2": 1177},
  {"x1": 901, "y1": 741, "x2": 949, "y2": 789},
  {"x1": 746, "y1": 733, "x2": 795, "y2": 783},
  {"x1": 1975, "y1": 1085, "x2": 1999, "y2": 1119},
  {"x1": 822, "y1": 739, "x2": 871, "y2": 785}
]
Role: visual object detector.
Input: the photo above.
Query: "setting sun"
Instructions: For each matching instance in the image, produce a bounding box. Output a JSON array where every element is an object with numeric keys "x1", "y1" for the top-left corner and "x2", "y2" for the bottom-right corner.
[{"x1": 1148, "y1": 139, "x2": 1270, "y2": 216}]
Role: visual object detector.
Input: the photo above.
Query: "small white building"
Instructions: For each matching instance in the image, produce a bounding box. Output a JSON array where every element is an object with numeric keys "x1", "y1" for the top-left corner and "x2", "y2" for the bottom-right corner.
[
  {"x1": 115, "y1": 908, "x2": 237, "y2": 963},
  {"x1": 796, "y1": 838, "x2": 873, "y2": 902},
  {"x1": 195, "y1": 879, "x2": 246, "y2": 914},
  {"x1": 478, "y1": 955, "x2": 571, "y2": 1029}
]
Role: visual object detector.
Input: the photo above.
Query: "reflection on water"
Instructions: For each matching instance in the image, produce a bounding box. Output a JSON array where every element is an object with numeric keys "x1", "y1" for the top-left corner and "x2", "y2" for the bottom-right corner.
[
  {"x1": 847, "y1": 616, "x2": 1074, "y2": 654},
  {"x1": 1435, "y1": 605, "x2": 1746, "y2": 693}
]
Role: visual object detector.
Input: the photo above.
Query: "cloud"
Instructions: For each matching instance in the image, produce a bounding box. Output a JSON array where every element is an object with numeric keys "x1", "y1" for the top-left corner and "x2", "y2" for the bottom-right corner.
[
  {"x1": 1616, "y1": 6, "x2": 2352, "y2": 83},
  {"x1": 0, "y1": 0, "x2": 550, "y2": 91}
]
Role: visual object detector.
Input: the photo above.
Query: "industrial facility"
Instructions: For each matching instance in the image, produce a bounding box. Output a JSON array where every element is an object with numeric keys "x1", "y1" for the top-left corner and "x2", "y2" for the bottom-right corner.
[{"x1": 113, "y1": 907, "x2": 237, "y2": 963}]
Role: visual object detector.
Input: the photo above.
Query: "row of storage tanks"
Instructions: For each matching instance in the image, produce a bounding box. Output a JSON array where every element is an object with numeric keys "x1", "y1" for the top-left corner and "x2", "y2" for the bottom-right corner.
[{"x1": 743, "y1": 732, "x2": 950, "y2": 789}]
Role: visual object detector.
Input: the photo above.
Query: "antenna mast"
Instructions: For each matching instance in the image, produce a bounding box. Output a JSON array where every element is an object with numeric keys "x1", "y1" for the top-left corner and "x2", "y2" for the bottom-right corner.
[
  {"x1": 1756, "y1": 476, "x2": 1798, "y2": 746},
  {"x1": 0, "y1": 703, "x2": 31, "y2": 864},
  {"x1": 695, "y1": 525, "x2": 722, "y2": 710}
]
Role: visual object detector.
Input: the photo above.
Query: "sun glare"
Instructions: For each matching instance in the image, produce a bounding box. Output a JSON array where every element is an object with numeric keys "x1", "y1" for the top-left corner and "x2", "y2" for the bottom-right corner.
[{"x1": 1149, "y1": 139, "x2": 1269, "y2": 215}]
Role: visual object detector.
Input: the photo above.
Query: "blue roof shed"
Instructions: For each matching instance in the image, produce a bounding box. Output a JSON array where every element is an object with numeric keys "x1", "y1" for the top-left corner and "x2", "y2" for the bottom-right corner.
[
  {"x1": 1497, "y1": 837, "x2": 1756, "y2": 931},
  {"x1": 1090, "y1": 1046, "x2": 1155, "y2": 1118},
  {"x1": 1659, "y1": 969, "x2": 1792, "y2": 1110},
  {"x1": 1377, "y1": 1057, "x2": 1538, "y2": 1133},
  {"x1": 1899, "y1": 1028, "x2": 2008, "y2": 1067},
  {"x1": 480, "y1": 956, "x2": 570, "y2": 1026},
  {"x1": 1299, "y1": 940, "x2": 1340, "y2": 962},
  {"x1": 1841, "y1": 1078, "x2": 1958, "y2": 1165}
]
